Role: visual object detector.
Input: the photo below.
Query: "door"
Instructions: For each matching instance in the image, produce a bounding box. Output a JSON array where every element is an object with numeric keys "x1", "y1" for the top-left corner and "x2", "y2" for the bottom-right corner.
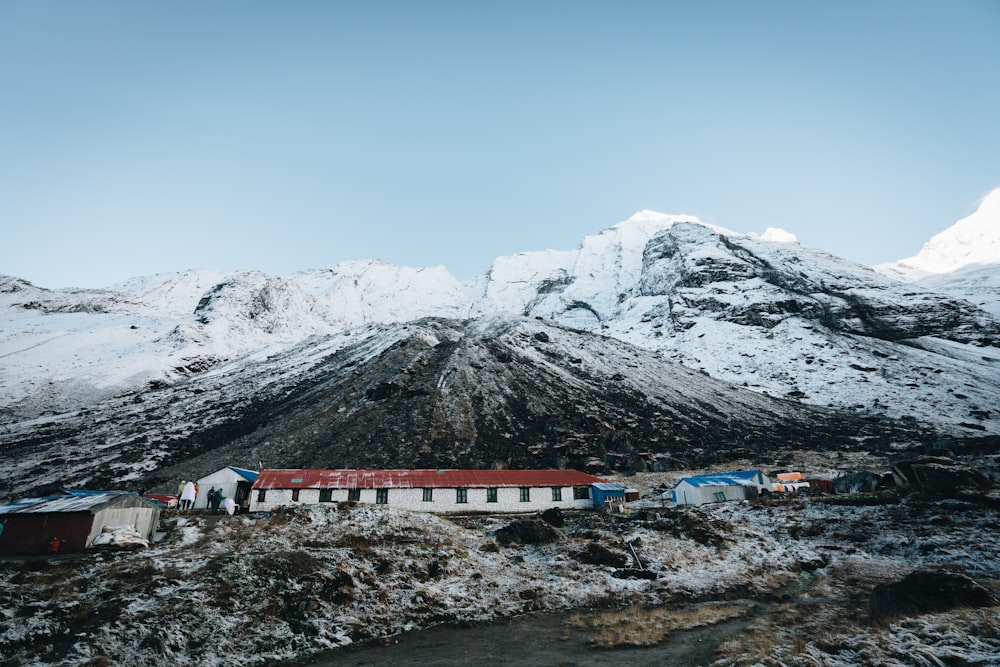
[{"x1": 235, "y1": 482, "x2": 252, "y2": 513}]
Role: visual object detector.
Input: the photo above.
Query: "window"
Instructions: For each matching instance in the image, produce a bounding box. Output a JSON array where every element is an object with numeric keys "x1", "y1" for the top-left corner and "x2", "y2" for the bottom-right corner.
[
  {"x1": 423, "y1": 488, "x2": 433, "y2": 502},
  {"x1": 291, "y1": 489, "x2": 300, "y2": 502},
  {"x1": 573, "y1": 486, "x2": 590, "y2": 500},
  {"x1": 713, "y1": 491, "x2": 727, "y2": 503},
  {"x1": 319, "y1": 489, "x2": 333, "y2": 503},
  {"x1": 456, "y1": 488, "x2": 468, "y2": 504},
  {"x1": 257, "y1": 489, "x2": 267, "y2": 502},
  {"x1": 348, "y1": 488, "x2": 361, "y2": 502},
  {"x1": 551, "y1": 487, "x2": 562, "y2": 502},
  {"x1": 486, "y1": 487, "x2": 498, "y2": 503},
  {"x1": 376, "y1": 489, "x2": 388, "y2": 504},
  {"x1": 519, "y1": 487, "x2": 530, "y2": 502}
]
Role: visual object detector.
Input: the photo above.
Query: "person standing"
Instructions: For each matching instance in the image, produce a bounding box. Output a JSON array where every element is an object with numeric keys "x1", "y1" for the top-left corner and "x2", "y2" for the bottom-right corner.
[
  {"x1": 222, "y1": 495, "x2": 237, "y2": 516},
  {"x1": 180, "y1": 480, "x2": 197, "y2": 511},
  {"x1": 209, "y1": 487, "x2": 222, "y2": 515}
]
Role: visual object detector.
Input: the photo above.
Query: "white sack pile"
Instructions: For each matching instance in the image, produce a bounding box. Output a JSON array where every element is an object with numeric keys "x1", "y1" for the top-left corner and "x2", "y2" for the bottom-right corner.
[{"x1": 91, "y1": 524, "x2": 150, "y2": 549}]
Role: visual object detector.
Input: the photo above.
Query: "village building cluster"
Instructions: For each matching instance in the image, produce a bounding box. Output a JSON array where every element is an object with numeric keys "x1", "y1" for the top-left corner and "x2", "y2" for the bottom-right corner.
[
  {"x1": 667, "y1": 469, "x2": 831, "y2": 505},
  {"x1": 0, "y1": 464, "x2": 874, "y2": 554}
]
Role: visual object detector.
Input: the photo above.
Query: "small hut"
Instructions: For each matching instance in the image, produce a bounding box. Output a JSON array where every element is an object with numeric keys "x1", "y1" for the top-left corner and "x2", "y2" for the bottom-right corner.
[
  {"x1": 591, "y1": 482, "x2": 628, "y2": 510},
  {"x1": 670, "y1": 470, "x2": 769, "y2": 506},
  {"x1": 0, "y1": 491, "x2": 160, "y2": 554},
  {"x1": 195, "y1": 466, "x2": 259, "y2": 512}
]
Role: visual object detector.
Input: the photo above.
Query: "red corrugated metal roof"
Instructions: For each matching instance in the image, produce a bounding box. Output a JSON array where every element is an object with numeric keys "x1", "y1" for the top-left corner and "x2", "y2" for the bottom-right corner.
[{"x1": 253, "y1": 469, "x2": 609, "y2": 490}]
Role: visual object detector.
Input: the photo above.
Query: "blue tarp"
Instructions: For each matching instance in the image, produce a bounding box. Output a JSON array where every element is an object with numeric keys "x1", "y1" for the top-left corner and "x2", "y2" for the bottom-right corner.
[
  {"x1": 673, "y1": 470, "x2": 765, "y2": 488},
  {"x1": 228, "y1": 467, "x2": 259, "y2": 482}
]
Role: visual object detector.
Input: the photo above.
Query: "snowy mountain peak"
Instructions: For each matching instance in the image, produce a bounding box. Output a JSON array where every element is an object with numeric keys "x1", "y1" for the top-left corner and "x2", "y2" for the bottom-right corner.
[
  {"x1": 888, "y1": 188, "x2": 1000, "y2": 276},
  {"x1": 618, "y1": 210, "x2": 738, "y2": 238},
  {"x1": 621, "y1": 209, "x2": 701, "y2": 226},
  {"x1": 759, "y1": 227, "x2": 799, "y2": 243}
]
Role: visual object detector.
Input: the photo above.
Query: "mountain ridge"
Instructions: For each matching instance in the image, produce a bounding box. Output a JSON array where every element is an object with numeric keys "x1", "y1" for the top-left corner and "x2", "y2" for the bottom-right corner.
[
  {"x1": 879, "y1": 188, "x2": 1000, "y2": 278},
  {"x1": 2, "y1": 202, "x2": 1000, "y2": 496}
]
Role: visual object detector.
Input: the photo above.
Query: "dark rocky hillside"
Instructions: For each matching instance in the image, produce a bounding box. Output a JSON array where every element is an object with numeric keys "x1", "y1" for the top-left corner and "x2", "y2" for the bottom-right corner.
[
  {"x1": 183, "y1": 318, "x2": 929, "y2": 478},
  {"x1": 0, "y1": 315, "x2": 953, "y2": 499}
]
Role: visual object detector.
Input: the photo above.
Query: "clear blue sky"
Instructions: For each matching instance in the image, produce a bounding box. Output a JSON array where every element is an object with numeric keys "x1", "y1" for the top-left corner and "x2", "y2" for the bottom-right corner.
[{"x1": 2, "y1": 1, "x2": 998, "y2": 289}]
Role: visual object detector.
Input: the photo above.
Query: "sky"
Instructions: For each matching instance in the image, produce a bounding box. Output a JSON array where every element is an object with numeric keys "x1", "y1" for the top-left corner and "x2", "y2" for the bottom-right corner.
[{"x1": 1, "y1": 1, "x2": 999, "y2": 289}]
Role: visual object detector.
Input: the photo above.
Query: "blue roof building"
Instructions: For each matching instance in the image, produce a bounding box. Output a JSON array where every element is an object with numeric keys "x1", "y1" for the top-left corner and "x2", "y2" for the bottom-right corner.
[
  {"x1": 669, "y1": 470, "x2": 769, "y2": 506},
  {"x1": 591, "y1": 482, "x2": 627, "y2": 508}
]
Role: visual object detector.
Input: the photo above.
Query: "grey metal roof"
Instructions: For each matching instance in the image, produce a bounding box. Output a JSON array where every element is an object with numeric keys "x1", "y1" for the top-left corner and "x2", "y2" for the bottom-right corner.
[{"x1": 0, "y1": 492, "x2": 157, "y2": 515}]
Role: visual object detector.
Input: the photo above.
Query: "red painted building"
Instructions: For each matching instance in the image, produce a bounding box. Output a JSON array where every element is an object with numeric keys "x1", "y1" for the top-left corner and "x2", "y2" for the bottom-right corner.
[{"x1": 0, "y1": 492, "x2": 161, "y2": 554}]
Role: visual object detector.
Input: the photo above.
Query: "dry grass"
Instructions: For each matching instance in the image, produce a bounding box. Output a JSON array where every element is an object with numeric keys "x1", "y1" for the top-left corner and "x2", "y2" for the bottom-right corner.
[
  {"x1": 564, "y1": 601, "x2": 755, "y2": 649},
  {"x1": 712, "y1": 597, "x2": 868, "y2": 665}
]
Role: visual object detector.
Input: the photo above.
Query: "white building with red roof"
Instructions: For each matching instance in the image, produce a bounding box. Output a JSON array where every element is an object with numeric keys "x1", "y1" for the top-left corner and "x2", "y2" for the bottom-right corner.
[{"x1": 250, "y1": 469, "x2": 626, "y2": 513}]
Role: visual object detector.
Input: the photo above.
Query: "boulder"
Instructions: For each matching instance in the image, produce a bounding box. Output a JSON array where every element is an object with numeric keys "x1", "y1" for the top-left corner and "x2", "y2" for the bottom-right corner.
[
  {"x1": 891, "y1": 457, "x2": 992, "y2": 495},
  {"x1": 869, "y1": 569, "x2": 995, "y2": 624},
  {"x1": 573, "y1": 542, "x2": 629, "y2": 568},
  {"x1": 540, "y1": 507, "x2": 564, "y2": 527},
  {"x1": 494, "y1": 519, "x2": 560, "y2": 546}
]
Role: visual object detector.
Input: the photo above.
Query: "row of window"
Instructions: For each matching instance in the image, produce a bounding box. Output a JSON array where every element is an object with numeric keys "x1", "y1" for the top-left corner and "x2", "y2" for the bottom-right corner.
[
  {"x1": 426, "y1": 486, "x2": 549, "y2": 503},
  {"x1": 258, "y1": 486, "x2": 592, "y2": 504}
]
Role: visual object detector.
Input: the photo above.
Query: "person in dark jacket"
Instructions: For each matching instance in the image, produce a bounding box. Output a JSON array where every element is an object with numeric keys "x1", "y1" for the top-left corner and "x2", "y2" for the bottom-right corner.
[{"x1": 209, "y1": 486, "x2": 222, "y2": 515}]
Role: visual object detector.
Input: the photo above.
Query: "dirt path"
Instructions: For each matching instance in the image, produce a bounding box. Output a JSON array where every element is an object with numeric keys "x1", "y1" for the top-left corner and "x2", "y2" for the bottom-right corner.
[{"x1": 299, "y1": 608, "x2": 756, "y2": 667}]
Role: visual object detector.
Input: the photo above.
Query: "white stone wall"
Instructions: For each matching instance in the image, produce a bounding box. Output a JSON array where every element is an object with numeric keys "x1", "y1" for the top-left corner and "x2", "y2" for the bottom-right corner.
[{"x1": 249, "y1": 485, "x2": 595, "y2": 513}]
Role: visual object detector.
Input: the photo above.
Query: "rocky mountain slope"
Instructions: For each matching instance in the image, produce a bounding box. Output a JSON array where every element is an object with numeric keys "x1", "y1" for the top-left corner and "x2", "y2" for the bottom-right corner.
[{"x1": 2, "y1": 197, "x2": 1000, "y2": 497}]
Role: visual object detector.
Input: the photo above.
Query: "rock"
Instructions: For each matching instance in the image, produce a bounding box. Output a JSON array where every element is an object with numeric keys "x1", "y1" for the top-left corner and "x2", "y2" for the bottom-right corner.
[
  {"x1": 612, "y1": 568, "x2": 658, "y2": 580},
  {"x1": 494, "y1": 519, "x2": 560, "y2": 546},
  {"x1": 539, "y1": 507, "x2": 564, "y2": 527},
  {"x1": 573, "y1": 542, "x2": 629, "y2": 568},
  {"x1": 891, "y1": 456, "x2": 993, "y2": 495},
  {"x1": 869, "y1": 569, "x2": 995, "y2": 624}
]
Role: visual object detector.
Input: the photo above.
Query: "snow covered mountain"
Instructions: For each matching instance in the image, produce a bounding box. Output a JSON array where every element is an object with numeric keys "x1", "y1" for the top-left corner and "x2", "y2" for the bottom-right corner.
[
  {"x1": 877, "y1": 188, "x2": 1000, "y2": 315},
  {"x1": 2, "y1": 204, "x2": 999, "y2": 497},
  {"x1": 882, "y1": 189, "x2": 1000, "y2": 277}
]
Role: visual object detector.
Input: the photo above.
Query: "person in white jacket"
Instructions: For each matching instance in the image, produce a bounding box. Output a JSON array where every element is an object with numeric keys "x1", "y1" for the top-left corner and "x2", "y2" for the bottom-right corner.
[
  {"x1": 180, "y1": 480, "x2": 197, "y2": 511},
  {"x1": 222, "y1": 495, "x2": 237, "y2": 516}
]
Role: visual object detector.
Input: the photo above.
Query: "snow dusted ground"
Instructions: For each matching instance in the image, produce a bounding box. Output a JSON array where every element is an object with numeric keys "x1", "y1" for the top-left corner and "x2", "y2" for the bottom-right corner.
[{"x1": 2, "y1": 458, "x2": 998, "y2": 667}]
